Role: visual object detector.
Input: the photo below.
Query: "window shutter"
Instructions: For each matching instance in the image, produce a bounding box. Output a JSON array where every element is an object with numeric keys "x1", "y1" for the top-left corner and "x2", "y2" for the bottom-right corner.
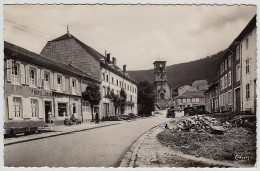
[
  {"x1": 22, "y1": 98, "x2": 31, "y2": 118},
  {"x1": 41, "y1": 70, "x2": 44, "y2": 87},
  {"x1": 7, "y1": 96, "x2": 14, "y2": 119},
  {"x1": 20, "y1": 64, "x2": 25, "y2": 84},
  {"x1": 76, "y1": 79, "x2": 80, "y2": 95},
  {"x1": 25, "y1": 65, "x2": 30, "y2": 85},
  {"x1": 7, "y1": 59, "x2": 12, "y2": 82},
  {"x1": 38, "y1": 100, "x2": 43, "y2": 118},
  {"x1": 62, "y1": 75, "x2": 66, "y2": 92},
  {"x1": 37, "y1": 69, "x2": 41, "y2": 87},
  {"x1": 53, "y1": 73, "x2": 57, "y2": 90},
  {"x1": 50, "y1": 72, "x2": 54, "y2": 90},
  {"x1": 69, "y1": 77, "x2": 72, "y2": 93}
]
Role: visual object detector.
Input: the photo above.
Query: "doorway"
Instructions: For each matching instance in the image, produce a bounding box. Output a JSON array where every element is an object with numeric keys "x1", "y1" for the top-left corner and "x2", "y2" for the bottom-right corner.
[
  {"x1": 235, "y1": 88, "x2": 240, "y2": 114},
  {"x1": 45, "y1": 101, "x2": 52, "y2": 123}
]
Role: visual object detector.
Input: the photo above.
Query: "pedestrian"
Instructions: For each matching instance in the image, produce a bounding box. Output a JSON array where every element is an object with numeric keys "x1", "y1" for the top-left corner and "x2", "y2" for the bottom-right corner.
[
  {"x1": 95, "y1": 111, "x2": 99, "y2": 124},
  {"x1": 48, "y1": 110, "x2": 52, "y2": 123},
  {"x1": 165, "y1": 123, "x2": 169, "y2": 129}
]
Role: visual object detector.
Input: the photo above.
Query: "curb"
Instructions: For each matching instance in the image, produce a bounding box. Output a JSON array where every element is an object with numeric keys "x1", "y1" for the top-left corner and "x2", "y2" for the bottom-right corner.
[
  {"x1": 4, "y1": 123, "x2": 120, "y2": 146},
  {"x1": 119, "y1": 121, "x2": 168, "y2": 167}
]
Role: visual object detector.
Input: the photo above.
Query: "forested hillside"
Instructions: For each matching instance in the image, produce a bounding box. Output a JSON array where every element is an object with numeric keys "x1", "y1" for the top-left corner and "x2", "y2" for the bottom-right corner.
[{"x1": 128, "y1": 50, "x2": 225, "y2": 89}]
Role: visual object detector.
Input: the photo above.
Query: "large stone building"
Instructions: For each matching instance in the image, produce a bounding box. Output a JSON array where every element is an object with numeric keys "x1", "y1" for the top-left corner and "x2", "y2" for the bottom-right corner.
[
  {"x1": 4, "y1": 42, "x2": 101, "y2": 134},
  {"x1": 40, "y1": 31, "x2": 138, "y2": 119},
  {"x1": 153, "y1": 59, "x2": 172, "y2": 110}
]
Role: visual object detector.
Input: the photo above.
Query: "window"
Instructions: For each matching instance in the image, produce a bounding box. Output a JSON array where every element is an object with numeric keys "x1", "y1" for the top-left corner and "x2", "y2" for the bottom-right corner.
[
  {"x1": 246, "y1": 38, "x2": 248, "y2": 49},
  {"x1": 31, "y1": 99, "x2": 38, "y2": 117},
  {"x1": 219, "y1": 94, "x2": 222, "y2": 106},
  {"x1": 236, "y1": 64, "x2": 240, "y2": 81},
  {"x1": 228, "y1": 71, "x2": 231, "y2": 86},
  {"x1": 13, "y1": 97, "x2": 22, "y2": 117},
  {"x1": 246, "y1": 58, "x2": 250, "y2": 74},
  {"x1": 103, "y1": 86, "x2": 106, "y2": 97},
  {"x1": 72, "y1": 80, "x2": 76, "y2": 87},
  {"x1": 229, "y1": 91, "x2": 232, "y2": 104},
  {"x1": 224, "y1": 74, "x2": 227, "y2": 88},
  {"x1": 228, "y1": 55, "x2": 231, "y2": 67},
  {"x1": 58, "y1": 103, "x2": 67, "y2": 117},
  {"x1": 183, "y1": 99, "x2": 187, "y2": 103},
  {"x1": 29, "y1": 68, "x2": 36, "y2": 86},
  {"x1": 82, "y1": 101, "x2": 91, "y2": 113},
  {"x1": 236, "y1": 46, "x2": 240, "y2": 60},
  {"x1": 106, "y1": 75, "x2": 109, "y2": 82},
  {"x1": 102, "y1": 73, "x2": 105, "y2": 80},
  {"x1": 11, "y1": 63, "x2": 19, "y2": 83},
  {"x1": 117, "y1": 79, "x2": 118, "y2": 86},
  {"x1": 44, "y1": 72, "x2": 50, "y2": 89},
  {"x1": 246, "y1": 84, "x2": 250, "y2": 99},
  {"x1": 57, "y1": 76, "x2": 61, "y2": 85},
  {"x1": 112, "y1": 77, "x2": 114, "y2": 84},
  {"x1": 225, "y1": 59, "x2": 227, "y2": 70},
  {"x1": 195, "y1": 98, "x2": 199, "y2": 103}
]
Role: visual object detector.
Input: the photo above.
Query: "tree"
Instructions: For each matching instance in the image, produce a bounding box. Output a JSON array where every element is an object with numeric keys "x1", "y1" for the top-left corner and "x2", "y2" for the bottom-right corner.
[
  {"x1": 137, "y1": 81, "x2": 155, "y2": 116},
  {"x1": 82, "y1": 83, "x2": 102, "y2": 121},
  {"x1": 110, "y1": 91, "x2": 121, "y2": 116},
  {"x1": 120, "y1": 88, "x2": 127, "y2": 114}
]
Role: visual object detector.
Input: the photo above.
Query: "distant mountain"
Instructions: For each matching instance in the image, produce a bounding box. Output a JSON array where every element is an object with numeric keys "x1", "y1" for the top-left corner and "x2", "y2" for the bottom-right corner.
[{"x1": 128, "y1": 50, "x2": 225, "y2": 90}]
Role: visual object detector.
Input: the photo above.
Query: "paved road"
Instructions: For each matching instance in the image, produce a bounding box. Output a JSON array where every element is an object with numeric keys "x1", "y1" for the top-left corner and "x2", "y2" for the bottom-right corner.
[{"x1": 4, "y1": 113, "x2": 171, "y2": 167}]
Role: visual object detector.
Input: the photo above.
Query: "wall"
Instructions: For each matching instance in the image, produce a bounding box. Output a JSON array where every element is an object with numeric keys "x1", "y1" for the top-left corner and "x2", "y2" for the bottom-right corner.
[
  {"x1": 4, "y1": 56, "x2": 86, "y2": 126},
  {"x1": 99, "y1": 67, "x2": 138, "y2": 118},
  {"x1": 241, "y1": 27, "x2": 257, "y2": 114}
]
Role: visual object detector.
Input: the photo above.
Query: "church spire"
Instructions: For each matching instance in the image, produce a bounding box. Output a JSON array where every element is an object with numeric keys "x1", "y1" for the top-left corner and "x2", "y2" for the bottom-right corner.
[{"x1": 67, "y1": 24, "x2": 69, "y2": 34}]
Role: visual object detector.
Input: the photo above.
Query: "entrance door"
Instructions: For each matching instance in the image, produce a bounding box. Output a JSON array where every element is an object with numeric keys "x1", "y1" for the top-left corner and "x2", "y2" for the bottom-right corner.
[
  {"x1": 45, "y1": 101, "x2": 52, "y2": 123},
  {"x1": 235, "y1": 88, "x2": 240, "y2": 114}
]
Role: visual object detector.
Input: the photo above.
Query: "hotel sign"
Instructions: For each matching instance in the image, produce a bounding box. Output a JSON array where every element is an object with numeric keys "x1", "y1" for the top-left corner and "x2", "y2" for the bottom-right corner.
[{"x1": 30, "y1": 88, "x2": 53, "y2": 97}]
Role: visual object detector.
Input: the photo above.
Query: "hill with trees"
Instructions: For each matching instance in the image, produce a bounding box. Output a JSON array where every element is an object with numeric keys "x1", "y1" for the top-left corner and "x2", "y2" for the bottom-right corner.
[{"x1": 128, "y1": 50, "x2": 225, "y2": 90}]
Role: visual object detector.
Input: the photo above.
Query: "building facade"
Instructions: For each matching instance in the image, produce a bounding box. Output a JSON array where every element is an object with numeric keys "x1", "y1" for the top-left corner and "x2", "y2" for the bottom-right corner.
[
  {"x1": 215, "y1": 15, "x2": 256, "y2": 114},
  {"x1": 40, "y1": 32, "x2": 138, "y2": 119},
  {"x1": 4, "y1": 42, "x2": 101, "y2": 134},
  {"x1": 205, "y1": 81, "x2": 219, "y2": 113},
  {"x1": 153, "y1": 59, "x2": 172, "y2": 110},
  {"x1": 174, "y1": 90, "x2": 205, "y2": 111}
]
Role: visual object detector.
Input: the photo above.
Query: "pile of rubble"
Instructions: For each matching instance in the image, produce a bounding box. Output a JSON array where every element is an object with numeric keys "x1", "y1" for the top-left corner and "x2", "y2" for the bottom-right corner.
[{"x1": 176, "y1": 115, "x2": 228, "y2": 134}]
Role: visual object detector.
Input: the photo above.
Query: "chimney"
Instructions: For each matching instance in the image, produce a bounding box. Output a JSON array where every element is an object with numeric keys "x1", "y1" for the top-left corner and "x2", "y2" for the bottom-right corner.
[
  {"x1": 112, "y1": 57, "x2": 117, "y2": 65},
  {"x1": 123, "y1": 65, "x2": 126, "y2": 72},
  {"x1": 106, "y1": 53, "x2": 111, "y2": 63}
]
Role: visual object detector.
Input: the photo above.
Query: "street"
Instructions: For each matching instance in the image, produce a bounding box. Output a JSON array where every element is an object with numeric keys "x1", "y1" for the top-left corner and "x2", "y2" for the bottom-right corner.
[{"x1": 4, "y1": 113, "x2": 171, "y2": 167}]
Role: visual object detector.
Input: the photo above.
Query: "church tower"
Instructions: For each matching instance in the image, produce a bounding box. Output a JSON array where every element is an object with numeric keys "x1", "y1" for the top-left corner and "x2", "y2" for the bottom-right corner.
[{"x1": 153, "y1": 59, "x2": 171, "y2": 109}]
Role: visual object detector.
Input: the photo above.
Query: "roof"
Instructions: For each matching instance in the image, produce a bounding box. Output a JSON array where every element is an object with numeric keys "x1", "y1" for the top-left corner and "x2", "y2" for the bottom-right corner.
[
  {"x1": 204, "y1": 80, "x2": 219, "y2": 93},
  {"x1": 217, "y1": 15, "x2": 256, "y2": 66},
  {"x1": 153, "y1": 57, "x2": 166, "y2": 64},
  {"x1": 48, "y1": 33, "x2": 137, "y2": 85},
  {"x1": 175, "y1": 90, "x2": 205, "y2": 99},
  {"x1": 4, "y1": 41, "x2": 101, "y2": 83},
  {"x1": 50, "y1": 33, "x2": 104, "y2": 61}
]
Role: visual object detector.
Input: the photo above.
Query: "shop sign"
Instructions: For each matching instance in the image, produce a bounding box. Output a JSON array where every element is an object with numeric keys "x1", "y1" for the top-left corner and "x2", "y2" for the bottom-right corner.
[{"x1": 30, "y1": 88, "x2": 52, "y2": 97}]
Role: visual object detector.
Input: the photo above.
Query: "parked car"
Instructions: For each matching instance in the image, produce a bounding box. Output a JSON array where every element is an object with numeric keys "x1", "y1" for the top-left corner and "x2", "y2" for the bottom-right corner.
[
  {"x1": 184, "y1": 107, "x2": 196, "y2": 116},
  {"x1": 167, "y1": 108, "x2": 175, "y2": 118}
]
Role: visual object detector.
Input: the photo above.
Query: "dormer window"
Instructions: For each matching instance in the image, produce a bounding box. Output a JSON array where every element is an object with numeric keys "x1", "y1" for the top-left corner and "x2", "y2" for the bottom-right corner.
[{"x1": 57, "y1": 76, "x2": 61, "y2": 85}]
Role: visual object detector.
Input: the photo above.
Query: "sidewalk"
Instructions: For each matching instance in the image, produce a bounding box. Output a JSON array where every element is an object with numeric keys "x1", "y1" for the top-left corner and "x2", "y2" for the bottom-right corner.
[
  {"x1": 4, "y1": 121, "x2": 121, "y2": 146},
  {"x1": 120, "y1": 122, "x2": 252, "y2": 168}
]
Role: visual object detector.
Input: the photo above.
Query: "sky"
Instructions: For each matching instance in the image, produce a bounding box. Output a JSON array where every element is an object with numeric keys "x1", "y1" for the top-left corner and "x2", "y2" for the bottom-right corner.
[{"x1": 3, "y1": 5, "x2": 256, "y2": 71}]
